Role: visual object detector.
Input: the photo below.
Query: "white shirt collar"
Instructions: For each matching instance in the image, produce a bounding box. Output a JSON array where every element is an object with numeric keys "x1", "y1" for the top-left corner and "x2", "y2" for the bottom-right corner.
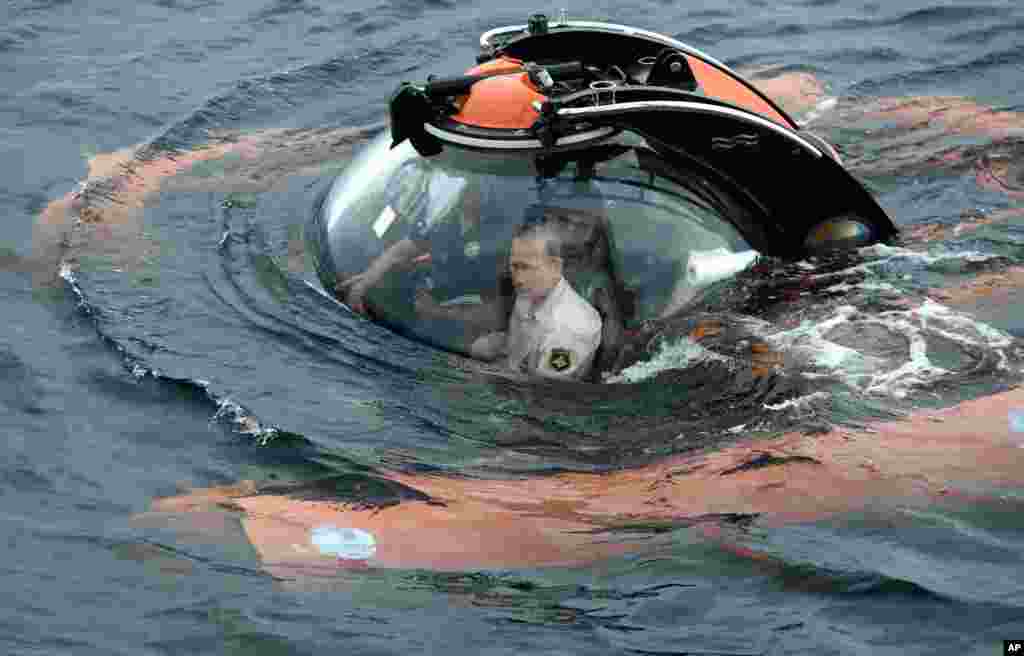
[{"x1": 519, "y1": 277, "x2": 569, "y2": 321}]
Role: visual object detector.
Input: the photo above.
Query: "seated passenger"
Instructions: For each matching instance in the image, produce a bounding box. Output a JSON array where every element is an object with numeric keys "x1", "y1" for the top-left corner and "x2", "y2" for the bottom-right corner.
[
  {"x1": 522, "y1": 190, "x2": 636, "y2": 378},
  {"x1": 336, "y1": 160, "x2": 512, "y2": 340},
  {"x1": 472, "y1": 223, "x2": 602, "y2": 380}
]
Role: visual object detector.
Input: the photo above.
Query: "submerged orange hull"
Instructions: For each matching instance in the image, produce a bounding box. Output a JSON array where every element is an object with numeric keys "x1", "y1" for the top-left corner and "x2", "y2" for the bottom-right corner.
[{"x1": 152, "y1": 385, "x2": 1024, "y2": 574}]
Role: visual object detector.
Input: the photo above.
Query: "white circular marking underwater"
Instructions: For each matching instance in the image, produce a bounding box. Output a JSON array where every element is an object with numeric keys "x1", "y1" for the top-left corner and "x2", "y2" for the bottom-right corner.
[{"x1": 310, "y1": 525, "x2": 377, "y2": 560}]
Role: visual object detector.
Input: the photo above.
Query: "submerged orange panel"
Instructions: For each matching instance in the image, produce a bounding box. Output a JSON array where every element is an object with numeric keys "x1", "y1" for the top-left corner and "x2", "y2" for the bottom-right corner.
[
  {"x1": 451, "y1": 73, "x2": 547, "y2": 130},
  {"x1": 685, "y1": 56, "x2": 791, "y2": 127}
]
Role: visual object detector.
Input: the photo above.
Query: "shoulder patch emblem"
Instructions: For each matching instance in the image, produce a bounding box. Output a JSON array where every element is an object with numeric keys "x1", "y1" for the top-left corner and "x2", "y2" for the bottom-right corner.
[{"x1": 548, "y1": 348, "x2": 575, "y2": 372}]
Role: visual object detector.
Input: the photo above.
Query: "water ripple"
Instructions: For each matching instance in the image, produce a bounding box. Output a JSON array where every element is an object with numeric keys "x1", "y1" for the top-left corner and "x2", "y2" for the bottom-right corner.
[
  {"x1": 945, "y1": 18, "x2": 1024, "y2": 46},
  {"x1": 0, "y1": 344, "x2": 44, "y2": 414},
  {"x1": 1, "y1": 465, "x2": 54, "y2": 494},
  {"x1": 821, "y1": 46, "x2": 906, "y2": 65},
  {"x1": 894, "y1": 4, "x2": 1012, "y2": 28},
  {"x1": 250, "y1": 0, "x2": 324, "y2": 25},
  {"x1": 675, "y1": 20, "x2": 809, "y2": 44},
  {"x1": 141, "y1": 41, "x2": 435, "y2": 151},
  {"x1": 153, "y1": 0, "x2": 221, "y2": 10},
  {"x1": 851, "y1": 45, "x2": 1024, "y2": 95}
]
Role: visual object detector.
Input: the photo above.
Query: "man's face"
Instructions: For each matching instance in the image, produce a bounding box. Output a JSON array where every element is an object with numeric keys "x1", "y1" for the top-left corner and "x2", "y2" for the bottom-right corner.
[{"x1": 509, "y1": 236, "x2": 562, "y2": 301}]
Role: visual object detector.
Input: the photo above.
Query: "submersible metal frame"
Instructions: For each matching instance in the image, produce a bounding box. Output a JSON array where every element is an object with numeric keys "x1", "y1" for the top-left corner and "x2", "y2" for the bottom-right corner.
[{"x1": 386, "y1": 15, "x2": 897, "y2": 257}]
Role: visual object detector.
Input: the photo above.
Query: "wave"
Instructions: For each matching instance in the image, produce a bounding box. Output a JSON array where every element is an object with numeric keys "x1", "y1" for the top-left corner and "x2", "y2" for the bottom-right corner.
[
  {"x1": 2, "y1": 463, "x2": 54, "y2": 495},
  {"x1": 58, "y1": 262, "x2": 294, "y2": 446},
  {"x1": 12, "y1": 0, "x2": 73, "y2": 17},
  {"x1": 249, "y1": 0, "x2": 323, "y2": 26},
  {"x1": 748, "y1": 514, "x2": 1024, "y2": 608},
  {"x1": 677, "y1": 7, "x2": 1009, "y2": 47},
  {"x1": 894, "y1": 5, "x2": 1012, "y2": 28},
  {"x1": 0, "y1": 35, "x2": 23, "y2": 53},
  {"x1": 684, "y1": 9, "x2": 733, "y2": 20},
  {"x1": 821, "y1": 46, "x2": 906, "y2": 65},
  {"x1": 850, "y1": 45, "x2": 1024, "y2": 95},
  {"x1": 386, "y1": 0, "x2": 457, "y2": 19},
  {"x1": 137, "y1": 42, "x2": 433, "y2": 154},
  {"x1": 0, "y1": 344, "x2": 44, "y2": 415},
  {"x1": 152, "y1": 0, "x2": 221, "y2": 10},
  {"x1": 944, "y1": 18, "x2": 1024, "y2": 46},
  {"x1": 674, "y1": 20, "x2": 809, "y2": 45}
]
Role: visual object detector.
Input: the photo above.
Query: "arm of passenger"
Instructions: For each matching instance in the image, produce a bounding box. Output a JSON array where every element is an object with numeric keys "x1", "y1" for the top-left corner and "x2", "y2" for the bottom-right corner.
[
  {"x1": 336, "y1": 237, "x2": 424, "y2": 314},
  {"x1": 414, "y1": 289, "x2": 509, "y2": 333}
]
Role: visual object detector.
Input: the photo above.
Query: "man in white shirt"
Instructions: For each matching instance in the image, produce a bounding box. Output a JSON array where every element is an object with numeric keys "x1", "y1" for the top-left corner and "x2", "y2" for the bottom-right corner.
[{"x1": 472, "y1": 223, "x2": 602, "y2": 380}]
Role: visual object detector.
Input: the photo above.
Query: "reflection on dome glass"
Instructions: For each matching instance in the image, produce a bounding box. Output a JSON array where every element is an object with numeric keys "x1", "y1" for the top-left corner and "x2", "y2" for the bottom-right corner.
[{"x1": 311, "y1": 129, "x2": 752, "y2": 380}]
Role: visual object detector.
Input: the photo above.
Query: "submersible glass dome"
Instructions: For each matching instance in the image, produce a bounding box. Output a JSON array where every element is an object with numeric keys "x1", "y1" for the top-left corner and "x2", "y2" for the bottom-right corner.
[{"x1": 309, "y1": 128, "x2": 753, "y2": 358}]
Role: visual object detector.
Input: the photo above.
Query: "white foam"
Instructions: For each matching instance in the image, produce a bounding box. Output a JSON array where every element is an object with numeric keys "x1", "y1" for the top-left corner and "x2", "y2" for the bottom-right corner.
[
  {"x1": 763, "y1": 391, "x2": 830, "y2": 412},
  {"x1": 58, "y1": 260, "x2": 76, "y2": 285},
  {"x1": 857, "y1": 243, "x2": 1004, "y2": 269},
  {"x1": 611, "y1": 251, "x2": 1017, "y2": 398},
  {"x1": 763, "y1": 291, "x2": 1017, "y2": 398},
  {"x1": 608, "y1": 336, "x2": 733, "y2": 384},
  {"x1": 213, "y1": 397, "x2": 279, "y2": 445},
  {"x1": 764, "y1": 235, "x2": 1020, "y2": 397},
  {"x1": 767, "y1": 305, "x2": 873, "y2": 372}
]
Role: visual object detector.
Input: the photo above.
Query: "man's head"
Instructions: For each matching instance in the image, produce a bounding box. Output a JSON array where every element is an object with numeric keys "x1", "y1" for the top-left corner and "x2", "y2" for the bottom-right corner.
[{"x1": 509, "y1": 224, "x2": 563, "y2": 303}]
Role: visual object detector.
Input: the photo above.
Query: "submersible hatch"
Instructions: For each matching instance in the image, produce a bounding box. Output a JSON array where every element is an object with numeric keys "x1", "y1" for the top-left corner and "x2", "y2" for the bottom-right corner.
[{"x1": 308, "y1": 15, "x2": 898, "y2": 376}]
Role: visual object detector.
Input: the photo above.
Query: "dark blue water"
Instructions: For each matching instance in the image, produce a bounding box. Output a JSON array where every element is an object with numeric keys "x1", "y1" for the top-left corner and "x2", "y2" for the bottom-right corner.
[{"x1": 4, "y1": 1, "x2": 1024, "y2": 653}]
